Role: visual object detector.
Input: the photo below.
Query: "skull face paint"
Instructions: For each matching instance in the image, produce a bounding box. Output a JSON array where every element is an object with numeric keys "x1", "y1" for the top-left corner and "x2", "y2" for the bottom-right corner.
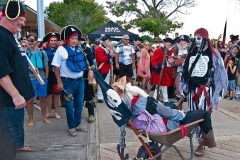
[{"x1": 194, "y1": 34, "x2": 203, "y2": 48}]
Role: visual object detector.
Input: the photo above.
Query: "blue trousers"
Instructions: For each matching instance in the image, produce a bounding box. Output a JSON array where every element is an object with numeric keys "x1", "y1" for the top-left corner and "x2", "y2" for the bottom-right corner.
[
  {"x1": 62, "y1": 77, "x2": 85, "y2": 129},
  {"x1": 0, "y1": 107, "x2": 24, "y2": 150}
]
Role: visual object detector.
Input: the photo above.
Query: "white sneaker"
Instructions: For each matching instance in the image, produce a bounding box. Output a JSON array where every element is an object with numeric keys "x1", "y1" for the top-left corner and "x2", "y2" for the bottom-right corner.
[{"x1": 69, "y1": 128, "x2": 77, "y2": 137}]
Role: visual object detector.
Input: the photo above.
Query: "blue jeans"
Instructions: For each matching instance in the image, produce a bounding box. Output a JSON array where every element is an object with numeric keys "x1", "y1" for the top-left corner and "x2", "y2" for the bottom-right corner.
[
  {"x1": 62, "y1": 77, "x2": 84, "y2": 129},
  {"x1": 0, "y1": 107, "x2": 24, "y2": 149}
]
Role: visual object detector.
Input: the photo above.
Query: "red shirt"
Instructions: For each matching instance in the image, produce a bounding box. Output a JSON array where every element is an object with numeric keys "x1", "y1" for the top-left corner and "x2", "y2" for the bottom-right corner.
[{"x1": 95, "y1": 46, "x2": 111, "y2": 74}]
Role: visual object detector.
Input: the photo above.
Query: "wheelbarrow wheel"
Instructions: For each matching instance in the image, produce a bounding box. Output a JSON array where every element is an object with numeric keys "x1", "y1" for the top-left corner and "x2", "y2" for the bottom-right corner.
[{"x1": 136, "y1": 142, "x2": 161, "y2": 160}]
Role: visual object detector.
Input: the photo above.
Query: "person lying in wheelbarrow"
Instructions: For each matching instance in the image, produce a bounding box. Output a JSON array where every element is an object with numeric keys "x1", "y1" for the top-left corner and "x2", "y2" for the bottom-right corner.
[{"x1": 112, "y1": 76, "x2": 216, "y2": 157}]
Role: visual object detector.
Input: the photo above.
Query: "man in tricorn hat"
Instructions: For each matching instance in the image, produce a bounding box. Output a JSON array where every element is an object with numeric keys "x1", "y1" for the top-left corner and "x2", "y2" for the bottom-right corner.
[
  {"x1": 52, "y1": 25, "x2": 94, "y2": 136},
  {"x1": 43, "y1": 32, "x2": 62, "y2": 119},
  {"x1": 151, "y1": 38, "x2": 175, "y2": 105},
  {"x1": 231, "y1": 35, "x2": 240, "y2": 46},
  {"x1": 182, "y1": 28, "x2": 228, "y2": 156},
  {"x1": 171, "y1": 35, "x2": 191, "y2": 110},
  {"x1": 78, "y1": 35, "x2": 97, "y2": 123},
  {"x1": 0, "y1": 0, "x2": 35, "y2": 157}
]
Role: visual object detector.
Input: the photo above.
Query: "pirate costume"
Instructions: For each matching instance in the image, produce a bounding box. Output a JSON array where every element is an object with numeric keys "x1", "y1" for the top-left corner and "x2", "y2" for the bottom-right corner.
[
  {"x1": 112, "y1": 76, "x2": 214, "y2": 147},
  {"x1": 182, "y1": 28, "x2": 228, "y2": 156},
  {"x1": 43, "y1": 32, "x2": 61, "y2": 95},
  {"x1": 172, "y1": 35, "x2": 191, "y2": 109},
  {"x1": 0, "y1": 0, "x2": 34, "y2": 157},
  {"x1": 152, "y1": 38, "x2": 175, "y2": 104},
  {"x1": 79, "y1": 36, "x2": 96, "y2": 123},
  {"x1": 52, "y1": 25, "x2": 89, "y2": 136},
  {"x1": 95, "y1": 36, "x2": 112, "y2": 103}
]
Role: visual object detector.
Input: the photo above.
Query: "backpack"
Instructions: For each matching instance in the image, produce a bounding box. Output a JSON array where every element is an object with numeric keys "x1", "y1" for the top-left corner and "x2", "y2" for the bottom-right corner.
[
  {"x1": 26, "y1": 49, "x2": 45, "y2": 69},
  {"x1": 132, "y1": 110, "x2": 167, "y2": 137}
]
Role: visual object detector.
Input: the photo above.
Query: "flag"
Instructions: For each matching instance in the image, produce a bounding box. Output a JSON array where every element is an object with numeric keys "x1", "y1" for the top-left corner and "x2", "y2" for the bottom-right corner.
[
  {"x1": 222, "y1": 20, "x2": 227, "y2": 47},
  {"x1": 92, "y1": 68, "x2": 133, "y2": 127}
]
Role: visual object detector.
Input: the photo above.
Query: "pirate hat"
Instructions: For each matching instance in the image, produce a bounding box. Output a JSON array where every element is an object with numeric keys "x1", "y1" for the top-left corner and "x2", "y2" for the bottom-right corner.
[
  {"x1": 177, "y1": 35, "x2": 191, "y2": 43},
  {"x1": 231, "y1": 35, "x2": 239, "y2": 42},
  {"x1": 78, "y1": 36, "x2": 86, "y2": 41},
  {"x1": 2, "y1": 0, "x2": 26, "y2": 20},
  {"x1": 43, "y1": 32, "x2": 60, "y2": 43},
  {"x1": 163, "y1": 38, "x2": 174, "y2": 44},
  {"x1": 60, "y1": 25, "x2": 82, "y2": 42},
  {"x1": 112, "y1": 76, "x2": 127, "y2": 97},
  {"x1": 101, "y1": 36, "x2": 110, "y2": 41}
]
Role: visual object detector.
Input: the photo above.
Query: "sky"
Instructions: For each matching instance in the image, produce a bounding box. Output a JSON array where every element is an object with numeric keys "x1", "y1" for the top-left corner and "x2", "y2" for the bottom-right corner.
[{"x1": 23, "y1": 0, "x2": 240, "y2": 41}]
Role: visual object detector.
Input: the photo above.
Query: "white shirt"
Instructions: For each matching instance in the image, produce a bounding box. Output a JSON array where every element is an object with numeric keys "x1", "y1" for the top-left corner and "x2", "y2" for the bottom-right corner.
[
  {"x1": 177, "y1": 48, "x2": 188, "y2": 72},
  {"x1": 51, "y1": 46, "x2": 83, "y2": 78}
]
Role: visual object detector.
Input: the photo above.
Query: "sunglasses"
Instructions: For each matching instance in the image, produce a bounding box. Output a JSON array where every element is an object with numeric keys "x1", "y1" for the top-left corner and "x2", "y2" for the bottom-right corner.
[
  {"x1": 28, "y1": 39, "x2": 35, "y2": 42},
  {"x1": 22, "y1": 45, "x2": 27, "y2": 47}
]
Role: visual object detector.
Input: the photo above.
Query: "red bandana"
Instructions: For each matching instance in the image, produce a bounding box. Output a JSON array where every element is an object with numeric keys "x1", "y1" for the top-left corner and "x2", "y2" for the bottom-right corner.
[{"x1": 194, "y1": 28, "x2": 218, "y2": 58}]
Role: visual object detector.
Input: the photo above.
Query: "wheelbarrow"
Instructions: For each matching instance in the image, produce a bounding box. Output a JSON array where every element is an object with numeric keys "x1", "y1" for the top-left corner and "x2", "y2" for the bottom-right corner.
[{"x1": 127, "y1": 118, "x2": 204, "y2": 160}]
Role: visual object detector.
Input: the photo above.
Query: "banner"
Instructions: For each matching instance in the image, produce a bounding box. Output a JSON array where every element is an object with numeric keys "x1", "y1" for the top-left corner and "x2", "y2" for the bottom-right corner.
[
  {"x1": 222, "y1": 20, "x2": 227, "y2": 47},
  {"x1": 93, "y1": 68, "x2": 133, "y2": 127}
]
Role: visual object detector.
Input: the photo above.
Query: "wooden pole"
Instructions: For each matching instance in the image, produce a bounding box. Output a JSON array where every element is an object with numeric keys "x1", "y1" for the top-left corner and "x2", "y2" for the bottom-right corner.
[{"x1": 22, "y1": 53, "x2": 44, "y2": 85}]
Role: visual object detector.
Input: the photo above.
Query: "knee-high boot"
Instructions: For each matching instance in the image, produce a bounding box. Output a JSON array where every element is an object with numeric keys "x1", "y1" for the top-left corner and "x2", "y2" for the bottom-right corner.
[{"x1": 199, "y1": 130, "x2": 216, "y2": 148}]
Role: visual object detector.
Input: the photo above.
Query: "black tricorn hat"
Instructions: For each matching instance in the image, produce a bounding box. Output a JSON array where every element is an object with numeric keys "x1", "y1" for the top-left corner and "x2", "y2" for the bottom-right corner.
[
  {"x1": 176, "y1": 35, "x2": 191, "y2": 43},
  {"x1": 43, "y1": 32, "x2": 60, "y2": 43},
  {"x1": 101, "y1": 36, "x2": 110, "y2": 41},
  {"x1": 78, "y1": 37, "x2": 86, "y2": 41},
  {"x1": 163, "y1": 38, "x2": 174, "y2": 44},
  {"x1": 231, "y1": 35, "x2": 239, "y2": 42},
  {"x1": 2, "y1": 0, "x2": 25, "y2": 20},
  {"x1": 60, "y1": 25, "x2": 82, "y2": 41}
]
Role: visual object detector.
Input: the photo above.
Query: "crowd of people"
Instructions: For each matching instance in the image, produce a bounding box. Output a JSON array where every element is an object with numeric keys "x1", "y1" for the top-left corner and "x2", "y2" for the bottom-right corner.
[{"x1": 0, "y1": 0, "x2": 239, "y2": 159}]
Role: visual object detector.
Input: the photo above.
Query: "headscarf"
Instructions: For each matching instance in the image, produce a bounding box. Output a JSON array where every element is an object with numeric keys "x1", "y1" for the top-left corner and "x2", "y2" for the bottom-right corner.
[{"x1": 194, "y1": 28, "x2": 218, "y2": 58}]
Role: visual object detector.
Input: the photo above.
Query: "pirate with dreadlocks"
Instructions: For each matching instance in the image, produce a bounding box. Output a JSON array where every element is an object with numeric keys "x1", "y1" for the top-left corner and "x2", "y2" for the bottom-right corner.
[{"x1": 181, "y1": 28, "x2": 228, "y2": 156}]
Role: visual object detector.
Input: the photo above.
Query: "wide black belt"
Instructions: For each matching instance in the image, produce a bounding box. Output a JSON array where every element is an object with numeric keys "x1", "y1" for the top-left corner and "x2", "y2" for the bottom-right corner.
[{"x1": 61, "y1": 77, "x2": 82, "y2": 81}]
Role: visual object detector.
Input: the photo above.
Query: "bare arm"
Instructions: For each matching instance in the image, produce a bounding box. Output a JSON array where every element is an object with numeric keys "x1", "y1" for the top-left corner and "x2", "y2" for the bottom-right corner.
[
  {"x1": 45, "y1": 61, "x2": 49, "y2": 79},
  {"x1": 132, "y1": 53, "x2": 136, "y2": 68},
  {"x1": 230, "y1": 65, "x2": 237, "y2": 74},
  {"x1": 0, "y1": 75, "x2": 26, "y2": 109},
  {"x1": 115, "y1": 53, "x2": 119, "y2": 64},
  {"x1": 53, "y1": 66, "x2": 63, "y2": 91},
  {"x1": 115, "y1": 53, "x2": 120, "y2": 69}
]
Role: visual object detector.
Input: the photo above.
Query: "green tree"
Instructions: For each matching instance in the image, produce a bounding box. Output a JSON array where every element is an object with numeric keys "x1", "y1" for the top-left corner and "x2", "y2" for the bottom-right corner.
[
  {"x1": 46, "y1": 0, "x2": 109, "y2": 34},
  {"x1": 140, "y1": 35, "x2": 154, "y2": 43},
  {"x1": 106, "y1": 0, "x2": 196, "y2": 37}
]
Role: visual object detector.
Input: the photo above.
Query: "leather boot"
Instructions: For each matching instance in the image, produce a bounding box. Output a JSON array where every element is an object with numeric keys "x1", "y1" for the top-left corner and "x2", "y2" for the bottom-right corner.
[
  {"x1": 195, "y1": 145, "x2": 204, "y2": 157},
  {"x1": 199, "y1": 130, "x2": 216, "y2": 148}
]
